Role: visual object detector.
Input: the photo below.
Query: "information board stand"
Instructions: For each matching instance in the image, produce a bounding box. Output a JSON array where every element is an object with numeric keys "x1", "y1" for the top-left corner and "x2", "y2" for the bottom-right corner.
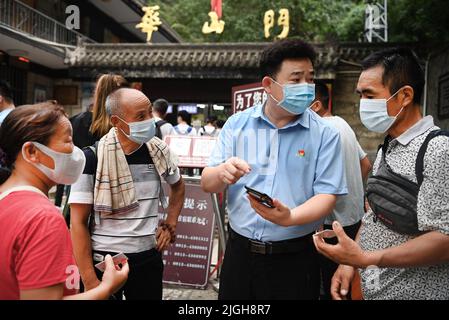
[{"x1": 161, "y1": 136, "x2": 227, "y2": 289}]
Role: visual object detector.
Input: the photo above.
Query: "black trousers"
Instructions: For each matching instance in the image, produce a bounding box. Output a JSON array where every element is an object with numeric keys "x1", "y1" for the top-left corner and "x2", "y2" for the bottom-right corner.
[
  {"x1": 218, "y1": 228, "x2": 320, "y2": 300},
  {"x1": 318, "y1": 220, "x2": 361, "y2": 300},
  {"x1": 93, "y1": 249, "x2": 163, "y2": 300}
]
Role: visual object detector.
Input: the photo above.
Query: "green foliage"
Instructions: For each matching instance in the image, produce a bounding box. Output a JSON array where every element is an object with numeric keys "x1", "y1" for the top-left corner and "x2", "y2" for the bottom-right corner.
[
  {"x1": 388, "y1": 0, "x2": 449, "y2": 44},
  {"x1": 149, "y1": 0, "x2": 449, "y2": 44}
]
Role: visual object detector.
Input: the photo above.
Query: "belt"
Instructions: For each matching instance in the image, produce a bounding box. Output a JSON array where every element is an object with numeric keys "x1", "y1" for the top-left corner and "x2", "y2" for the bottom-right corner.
[{"x1": 228, "y1": 227, "x2": 314, "y2": 255}]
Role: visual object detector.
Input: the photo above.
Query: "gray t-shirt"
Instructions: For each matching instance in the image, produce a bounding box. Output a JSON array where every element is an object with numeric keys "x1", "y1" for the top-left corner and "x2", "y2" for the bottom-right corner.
[
  {"x1": 359, "y1": 116, "x2": 449, "y2": 300},
  {"x1": 68, "y1": 144, "x2": 180, "y2": 254},
  {"x1": 323, "y1": 116, "x2": 366, "y2": 226}
]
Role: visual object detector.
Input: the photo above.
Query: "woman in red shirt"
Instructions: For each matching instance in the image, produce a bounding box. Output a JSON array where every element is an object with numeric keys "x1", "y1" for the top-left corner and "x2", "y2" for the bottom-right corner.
[{"x1": 0, "y1": 102, "x2": 128, "y2": 300}]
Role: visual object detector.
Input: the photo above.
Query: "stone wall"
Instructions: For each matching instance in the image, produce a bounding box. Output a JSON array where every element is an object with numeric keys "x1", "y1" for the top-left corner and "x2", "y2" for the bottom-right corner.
[
  {"x1": 332, "y1": 64, "x2": 384, "y2": 162},
  {"x1": 426, "y1": 45, "x2": 449, "y2": 130}
]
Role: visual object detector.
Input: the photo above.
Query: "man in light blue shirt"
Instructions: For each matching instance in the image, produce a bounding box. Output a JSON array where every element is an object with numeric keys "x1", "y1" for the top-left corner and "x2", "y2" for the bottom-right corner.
[
  {"x1": 0, "y1": 81, "x2": 15, "y2": 126},
  {"x1": 202, "y1": 39, "x2": 347, "y2": 300}
]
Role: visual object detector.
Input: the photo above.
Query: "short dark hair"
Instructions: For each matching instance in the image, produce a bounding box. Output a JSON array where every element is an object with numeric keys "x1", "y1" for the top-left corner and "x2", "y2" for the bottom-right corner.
[
  {"x1": 0, "y1": 80, "x2": 13, "y2": 103},
  {"x1": 153, "y1": 98, "x2": 169, "y2": 116},
  {"x1": 206, "y1": 115, "x2": 217, "y2": 124},
  {"x1": 216, "y1": 119, "x2": 225, "y2": 129},
  {"x1": 177, "y1": 110, "x2": 191, "y2": 124},
  {"x1": 361, "y1": 47, "x2": 425, "y2": 104},
  {"x1": 0, "y1": 102, "x2": 67, "y2": 183},
  {"x1": 260, "y1": 39, "x2": 316, "y2": 79},
  {"x1": 314, "y1": 80, "x2": 330, "y2": 110}
]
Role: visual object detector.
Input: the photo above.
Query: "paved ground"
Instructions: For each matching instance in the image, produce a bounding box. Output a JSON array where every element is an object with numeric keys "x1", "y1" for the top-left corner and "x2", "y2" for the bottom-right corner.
[
  {"x1": 163, "y1": 237, "x2": 220, "y2": 300},
  {"x1": 163, "y1": 280, "x2": 219, "y2": 300}
]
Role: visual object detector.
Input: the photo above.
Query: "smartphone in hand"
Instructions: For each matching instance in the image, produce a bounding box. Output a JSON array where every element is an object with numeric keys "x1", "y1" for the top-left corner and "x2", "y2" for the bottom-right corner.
[
  {"x1": 94, "y1": 253, "x2": 128, "y2": 272},
  {"x1": 245, "y1": 185, "x2": 275, "y2": 208},
  {"x1": 314, "y1": 229, "x2": 337, "y2": 239}
]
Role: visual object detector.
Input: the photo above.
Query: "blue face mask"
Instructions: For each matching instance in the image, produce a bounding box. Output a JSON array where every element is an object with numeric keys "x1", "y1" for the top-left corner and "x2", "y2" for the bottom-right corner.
[
  {"x1": 359, "y1": 89, "x2": 404, "y2": 133},
  {"x1": 270, "y1": 79, "x2": 315, "y2": 115},
  {"x1": 117, "y1": 117, "x2": 156, "y2": 144}
]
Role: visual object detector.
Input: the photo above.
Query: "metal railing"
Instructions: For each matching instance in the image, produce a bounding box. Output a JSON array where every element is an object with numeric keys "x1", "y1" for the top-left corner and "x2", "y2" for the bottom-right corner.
[{"x1": 0, "y1": 0, "x2": 94, "y2": 46}]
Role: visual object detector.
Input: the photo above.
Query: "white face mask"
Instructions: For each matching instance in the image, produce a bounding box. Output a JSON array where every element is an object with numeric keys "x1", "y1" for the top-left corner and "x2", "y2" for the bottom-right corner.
[
  {"x1": 23, "y1": 142, "x2": 86, "y2": 185},
  {"x1": 204, "y1": 125, "x2": 216, "y2": 134},
  {"x1": 359, "y1": 89, "x2": 404, "y2": 133},
  {"x1": 117, "y1": 117, "x2": 156, "y2": 144}
]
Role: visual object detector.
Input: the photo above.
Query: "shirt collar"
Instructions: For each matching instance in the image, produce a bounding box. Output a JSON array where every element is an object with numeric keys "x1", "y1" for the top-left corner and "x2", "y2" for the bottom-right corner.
[
  {"x1": 395, "y1": 115, "x2": 435, "y2": 146},
  {"x1": 250, "y1": 103, "x2": 310, "y2": 129}
]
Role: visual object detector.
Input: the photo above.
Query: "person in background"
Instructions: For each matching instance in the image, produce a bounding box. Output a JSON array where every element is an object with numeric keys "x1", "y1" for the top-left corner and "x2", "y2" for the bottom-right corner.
[
  {"x1": 173, "y1": 110, "x2": 196, "y2": 136},
  {"x1": 216, "y1": 119, "x2": 225, "y2": 135},
  {"x1": 0, "y1": 102, "x2": 128, "y2": 300},
  {"x1": 0, "y1": 80, "x2": 15, "y2": 125},
  {"x1": 198, "y1": 116, "x2": 219, "y2": 137},
  {"x1": 90, "y1": 74, "x2": 129, "y2": 140},
  {"x1": 70, "y1": 103, "x2": 95, "y2": 149},
  {"x1": 153, "y1": 98, "x2": 174, "y2": 140},
  {"x1": 310, "y1": 80, "x2": 372, "y2": 300}
]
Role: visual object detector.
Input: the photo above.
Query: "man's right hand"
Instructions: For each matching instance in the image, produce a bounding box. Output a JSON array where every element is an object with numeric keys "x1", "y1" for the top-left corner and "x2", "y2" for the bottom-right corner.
[
  {"x1": 331, "y1": 264, "x2": 356, "y2": 300},
  {"x1": 219, "y1": 157, "x2": 251, "y2": 185}
]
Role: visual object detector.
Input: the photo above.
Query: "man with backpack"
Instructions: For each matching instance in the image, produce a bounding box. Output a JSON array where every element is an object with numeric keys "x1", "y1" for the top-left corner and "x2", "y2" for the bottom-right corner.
[
  {"x1": 313, "y1": 48, "x2": 449, "y2": 300},
  {"x1": 198, "y1": 116, "x2": 219, "y2": 137},
  {"x1": 69, "y1": 88, "x2": 185, "y2": 300},
  {"x1": 173, "y1": 110, "x2": 196, "y2": 136},
  {"x1": 153, "y1": 98, "x2": 174, "y2": 140}
]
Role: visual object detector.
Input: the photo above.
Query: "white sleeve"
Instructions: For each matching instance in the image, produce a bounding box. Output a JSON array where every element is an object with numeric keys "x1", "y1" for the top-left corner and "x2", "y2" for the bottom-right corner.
[
  {"x1": 68, "y1": 173, "x2": 94, "y2": 204},
  {"x1": 357, "y1": 141, "x2": 367, "y2": 160},
  {"x1": 163, "y1": 167, "x2": 181, "y2": 185}
]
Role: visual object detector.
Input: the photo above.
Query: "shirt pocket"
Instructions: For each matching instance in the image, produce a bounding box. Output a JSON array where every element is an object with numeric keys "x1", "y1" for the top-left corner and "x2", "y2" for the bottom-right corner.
[{"x1": 132, "y1": 164, "x2": 160, "y2": 200}]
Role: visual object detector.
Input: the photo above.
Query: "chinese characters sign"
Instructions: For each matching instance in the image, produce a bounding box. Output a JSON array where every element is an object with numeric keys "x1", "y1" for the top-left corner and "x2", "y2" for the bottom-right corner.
[
  {"x1": 264, "y1": 8, "x2": 290, "y2": 39},
  {"x1": 203, "y1": 11, "x2": 225, "y2": 34},
  {"x1": 159, "y1": 181, "x2": 215, "y2": 288},
  {"x1": 138, "y1": 3, "x2": 290, "y2": 40},
  {"x1": 232, "y1": 82, "x2": 268, "y2": 114},
  {"x1": 164, "y1": 135, "x2": 217, "y2": 168},
  {"x1": 203, "y1": 0, "x2": 225, "y2": 34},
  {"x1": 136, "y1": 5, "x2": 162, "y2": 43}
]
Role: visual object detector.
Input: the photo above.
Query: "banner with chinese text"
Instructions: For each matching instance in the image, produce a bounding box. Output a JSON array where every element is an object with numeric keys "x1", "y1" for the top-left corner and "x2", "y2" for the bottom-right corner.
[{"x1": 159, "y1": 180, "x2": 216, "y2": 288}]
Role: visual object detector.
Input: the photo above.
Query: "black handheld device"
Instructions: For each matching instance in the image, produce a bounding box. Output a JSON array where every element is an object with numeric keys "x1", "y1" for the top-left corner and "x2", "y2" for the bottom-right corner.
[{"x1": 245, "y1": 185, "x2": 275, "y2": 208}]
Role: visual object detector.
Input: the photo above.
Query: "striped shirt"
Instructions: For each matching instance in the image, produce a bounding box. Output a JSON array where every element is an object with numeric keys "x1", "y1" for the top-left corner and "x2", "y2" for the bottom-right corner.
[{"x1": 69, "y1": 144, "x2": 180, "y2": 254}]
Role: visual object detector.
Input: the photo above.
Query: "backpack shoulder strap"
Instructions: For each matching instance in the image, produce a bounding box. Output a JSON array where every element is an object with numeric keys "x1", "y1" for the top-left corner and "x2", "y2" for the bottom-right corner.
[
  {"x1": 82, "y1": 141, "x2": 99, "y2": 186},
  {"x1": 156, "y1": 119, "x2": 167, "y2": 127},
  {"x1": 379, "y1": 135, "x2": 391, "y2": 161},
  {"x1": 187, "y1": 126, "x2": 193, "y2": 134},
  {"x1": 415, "y1": 129, "x2": 449, "y2": 186},
  {"x1": 155, "y1": 121, "x2": 164, "y2": 139},
  {"x1": 90, "y1": 141, "x2": 99, "y2": 174}
]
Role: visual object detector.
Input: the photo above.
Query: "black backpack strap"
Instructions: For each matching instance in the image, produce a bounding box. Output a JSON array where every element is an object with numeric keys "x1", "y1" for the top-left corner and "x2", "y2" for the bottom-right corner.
[
  {"x1": 156, "y1": 119, "x2": 167, "y2": 127},
  {"x1": 415, "y1": 129, "x2": 449, "y2": 186},
  {"x1": 155, "y1": 120, "x2": 166, "y2": 140},
  {"x1": 88, "y1": 141, "x2": 99, "y2": 181},
  {"x1": 62, "y1": 141, "x2": 99, "y2": 227},
  {"x1": 380, "y1": 135, "x2": 392, "y2": 161}
]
